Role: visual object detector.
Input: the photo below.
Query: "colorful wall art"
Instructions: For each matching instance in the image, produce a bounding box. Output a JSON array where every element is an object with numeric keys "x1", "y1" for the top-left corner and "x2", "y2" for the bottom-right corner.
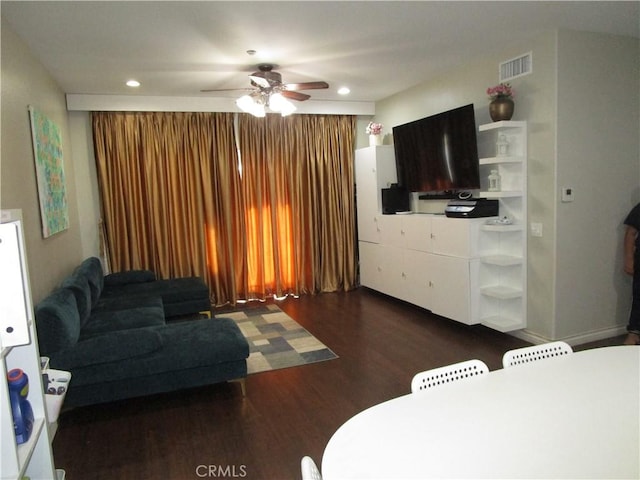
[{"x1": 29, "y1": 106, "x2": 69, "y2": 237}]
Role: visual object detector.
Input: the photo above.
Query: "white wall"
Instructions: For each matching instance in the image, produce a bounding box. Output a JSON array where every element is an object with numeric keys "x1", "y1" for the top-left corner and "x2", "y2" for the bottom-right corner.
[
  {"x1": 1, "y1": 17, "x2": 84, "y2": 302},
  {"x1": 554, "y1": 30, "x2": 640, "y2": 340},
  {"x1": 374, "y1": 30, "x2": 558, "y2": 340},
  {"x1": 374, "y1": 29, "x2": 639, "y2": 343},
  {"x1": 68, "y1": 111, "x2": 101, "y2": 260}
]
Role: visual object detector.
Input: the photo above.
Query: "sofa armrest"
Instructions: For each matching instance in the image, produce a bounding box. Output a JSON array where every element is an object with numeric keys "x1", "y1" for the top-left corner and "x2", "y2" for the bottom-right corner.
[
  {"x1": 49, "y1": 328, "x2": 162, "y2": 370},
  {"x1": 104, "y1": 269, "x2": 156, "y2": 286}
]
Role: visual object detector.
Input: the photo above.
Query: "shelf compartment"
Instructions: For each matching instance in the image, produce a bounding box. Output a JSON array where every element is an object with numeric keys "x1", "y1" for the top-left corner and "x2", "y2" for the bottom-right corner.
[
  {"x1": 480, "y1": 285, "x2": 523, "y2": 299},
  {"x1": 16, "y1": 417, "x2": 46, "y2": 477},
  {"x1": 479, "y1": 156, "x2": 524, "y2": 165},
  {"x1": 479, "y1": 120, "x2": 527, "y2": 131},
  {"x1": 481, "y1": 223, "x2": 523, "y2": 232},
  {"x1": 480, "y1": 315, "x2": 525, "y2": 332},
  {"x1": 480, "y1": 190, "x2": 523, "y2": 198},
  {"x1": 481, "y1": 255, "x2": 522, "y2": 266}
]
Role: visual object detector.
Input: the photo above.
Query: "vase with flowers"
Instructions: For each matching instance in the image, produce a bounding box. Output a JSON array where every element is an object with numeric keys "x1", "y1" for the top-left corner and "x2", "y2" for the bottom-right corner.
[
  {"x1": 487, "y1": 83, "x2": 515, "y2": 122},
  {"x1": 366, "y1": 122, "x2": 384, "y2": 146}
]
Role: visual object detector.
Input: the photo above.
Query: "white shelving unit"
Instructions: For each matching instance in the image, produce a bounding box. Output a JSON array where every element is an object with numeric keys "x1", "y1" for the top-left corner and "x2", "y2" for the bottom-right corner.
[
  {"x1": 355, "y1": 122, "x2": 527, "y2": 334},
  {"x1": 476, "y1": 121, "x2": 528, "y2": 332},
  {"x1": 356, "y1": 147, "x2": 486, "y2": 327},
  {"x1": 1, "y1": 210, "x2": 62, "y2": 480},
  {"x1": 354, "y1": 146, "x2": 398, "y2": 244}
]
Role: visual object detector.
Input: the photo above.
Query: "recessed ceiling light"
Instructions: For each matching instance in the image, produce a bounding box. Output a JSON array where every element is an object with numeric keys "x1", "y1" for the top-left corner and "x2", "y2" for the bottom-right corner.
[
  {"x1": 338, "y1": 87, "x2": 350, "y2": 95},
  {"x1": 126, "y1": 80, "x2": 141, "y2": 87}
]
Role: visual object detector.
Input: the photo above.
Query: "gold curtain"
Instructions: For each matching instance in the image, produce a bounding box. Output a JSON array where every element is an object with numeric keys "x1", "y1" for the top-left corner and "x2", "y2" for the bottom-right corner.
[
  {"x1": 92, "y1": 111, "x2": 356, "y2": 305},
  {"x1": 237, "y1": 114, "x2": 357, "y2": 297},
  {"x1": 92, "y1": 111, "x2": 242, "y2": 304}
]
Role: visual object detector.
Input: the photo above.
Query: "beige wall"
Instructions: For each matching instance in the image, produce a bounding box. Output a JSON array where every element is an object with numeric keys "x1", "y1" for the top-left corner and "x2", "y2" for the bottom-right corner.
[
  {"x1": 68, "y1": 111, "x2": 101, "y2": 260},
  {"x1": 1, "y1": 17, "x2": 84, "y2": 302},
  {"x1": 555, "y1": 30, "x2": 640, "y2": 339},
  {"x1": 374, "y1": 29, "x2": 639, "y2": 343}
]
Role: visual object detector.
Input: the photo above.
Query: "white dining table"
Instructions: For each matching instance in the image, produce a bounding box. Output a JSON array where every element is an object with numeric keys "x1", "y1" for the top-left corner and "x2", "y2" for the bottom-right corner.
[{"x1": 322, "y1": 346, "x2": 640, "y2": 479}]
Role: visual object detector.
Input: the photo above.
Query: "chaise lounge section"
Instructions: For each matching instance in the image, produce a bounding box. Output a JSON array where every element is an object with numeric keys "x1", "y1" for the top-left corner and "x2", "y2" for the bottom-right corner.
[
  {"x1": 74, "y1": 257, "x2": 212, "y2": 318},
  {"x1": 34, "y1": 258, "x2": 249, "y2": 407}
]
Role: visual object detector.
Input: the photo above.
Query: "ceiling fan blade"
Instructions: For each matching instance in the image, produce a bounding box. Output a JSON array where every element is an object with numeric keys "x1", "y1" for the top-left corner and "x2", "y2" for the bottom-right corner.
[
  {"x1": 281, "y1": 90, "x2": 311, "y2": 102},
  {"x1": 200, "y1": 87, "x2": 253, "y2": 93},
  {"x1": 249, "y1": 75, "x2": 272, "y2": 88},
  {"x1": 284, "y1": 81, "x2": 329, "y2": 91}
]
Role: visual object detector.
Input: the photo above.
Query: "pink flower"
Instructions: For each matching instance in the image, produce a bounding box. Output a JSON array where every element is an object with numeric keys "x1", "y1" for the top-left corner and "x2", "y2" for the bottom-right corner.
[
  {"x1": 487, "y1": 83, "x2": 514, "y2": 100},
  {"x1": 366, "y1": 122, "x2": 383, "y2": 135}
]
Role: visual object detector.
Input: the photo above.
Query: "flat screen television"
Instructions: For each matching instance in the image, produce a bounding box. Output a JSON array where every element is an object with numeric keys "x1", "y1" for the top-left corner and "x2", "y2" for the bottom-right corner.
[{"x1": 392, "y1": 104, "x2": 480, "y2": 195}]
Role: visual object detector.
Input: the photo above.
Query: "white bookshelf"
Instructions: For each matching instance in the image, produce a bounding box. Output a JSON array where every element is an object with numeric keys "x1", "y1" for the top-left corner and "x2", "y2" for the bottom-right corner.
[
  {"x1": 477, "y1": 121, "x2": 528, "y2": 332},
  {"x1": 1, "y1": 210, "x2": 62, "y2": 480}
]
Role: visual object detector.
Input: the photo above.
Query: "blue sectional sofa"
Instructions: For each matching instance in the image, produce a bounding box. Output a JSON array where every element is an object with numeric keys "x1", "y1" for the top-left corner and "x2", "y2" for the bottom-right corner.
[{"x1": 35, "y1": 258, "x2": 249, "y2": 407}]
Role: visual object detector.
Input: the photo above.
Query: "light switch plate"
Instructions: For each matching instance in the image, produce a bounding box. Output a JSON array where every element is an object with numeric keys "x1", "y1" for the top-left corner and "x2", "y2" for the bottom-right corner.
[
  {"x1": 561, "y1": 187, "x2": 574, "y2": 202},
  {"x1": 531, "y1": 222, "x2": 543, "y2": 237}
]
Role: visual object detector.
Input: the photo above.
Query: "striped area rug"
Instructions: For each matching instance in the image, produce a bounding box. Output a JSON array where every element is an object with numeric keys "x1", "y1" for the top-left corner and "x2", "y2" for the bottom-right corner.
[{"x1": 222, "y1": 304, "x2": 338, "y2": 374}]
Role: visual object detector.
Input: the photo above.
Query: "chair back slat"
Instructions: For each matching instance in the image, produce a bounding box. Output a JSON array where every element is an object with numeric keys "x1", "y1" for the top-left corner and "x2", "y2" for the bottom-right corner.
[
  {"x1": 502, "y1": 341, "x2": 573, "y2": 368},
  {"x1": 411, "y1": 359, "x2": 489, "y2": 393},
  {"x1": 301, "y1": 456, "x2": 322, "y2": 480}
]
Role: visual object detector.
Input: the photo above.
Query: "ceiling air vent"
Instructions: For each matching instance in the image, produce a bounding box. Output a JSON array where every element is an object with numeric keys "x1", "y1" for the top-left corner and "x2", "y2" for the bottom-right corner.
[{"x1": 499, "y1": 52, "x2": 532, "y2": 82}]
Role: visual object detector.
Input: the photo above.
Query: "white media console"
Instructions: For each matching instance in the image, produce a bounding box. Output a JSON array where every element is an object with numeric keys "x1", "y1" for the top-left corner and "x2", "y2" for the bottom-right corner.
[{"x1": 355, "y1": 121, "x2": 527, "y2": 332}]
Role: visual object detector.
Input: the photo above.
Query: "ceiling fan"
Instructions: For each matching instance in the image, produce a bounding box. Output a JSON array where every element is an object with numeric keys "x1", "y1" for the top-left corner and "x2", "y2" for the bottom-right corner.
[{"x1": 201, "y1": 64, "x2": 329, "y2": 117}]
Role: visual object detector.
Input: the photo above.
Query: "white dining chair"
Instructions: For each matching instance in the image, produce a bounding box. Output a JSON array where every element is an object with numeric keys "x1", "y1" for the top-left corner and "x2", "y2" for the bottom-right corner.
[
  {"x1": 301, "y1": 455, "x2": 322, "y2": 480},
  {"x1": 502, "y1": 341, "x2": 573, "y2": 368},
  {"x1": 411, "y1": 359, "x2": 489, "y2": 393}
]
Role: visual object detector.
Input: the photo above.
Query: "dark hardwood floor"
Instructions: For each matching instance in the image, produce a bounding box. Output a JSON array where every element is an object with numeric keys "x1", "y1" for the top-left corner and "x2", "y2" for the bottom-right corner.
[{"x1": 51, "y1": 288, "x2": 625, "y2": 479}]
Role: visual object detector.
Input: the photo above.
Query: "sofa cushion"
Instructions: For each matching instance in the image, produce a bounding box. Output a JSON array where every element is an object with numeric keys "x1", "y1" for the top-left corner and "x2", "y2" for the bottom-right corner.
[
  {"x1": 104, "y1": 269, "x2": 156, "y2": 286},
  {"x1": 91, "y1": 293, "x2": 156, "y2": 313},
  {"x1": 61, "y1": 274, "x2": 93, "y2": 327},
  {"x1": 76, "y1": 257, "x2": 104, "y2": 305},
  {"x1": 82, "y1": 300, "x2": 166, "y2": 338},
  {"x1": 50, "y1": 328, "x2": 163, "y2": 370},
  {"x1": 153, "y1": 317, "x2": 250, "y2": 367},
  {"x1": 102, "y1": 277, "x2": 208, "y2": 301},
  {"x1": 35, "y1": 288, "x2": 81, "y2": 355},
  {"x1": 64, "y1": 317, "x2": 249, "y2": 386},
  {"x1": 102, "y1": 277, "x2": 211, "y2": 317}
]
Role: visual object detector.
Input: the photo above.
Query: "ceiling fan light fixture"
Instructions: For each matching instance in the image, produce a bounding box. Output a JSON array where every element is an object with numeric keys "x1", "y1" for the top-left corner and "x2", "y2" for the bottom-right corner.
[
  {"x1": 269, "y1": 93, "x2": 296, "y2": 116},
  {"x1": 236, "y1": 94, "x2": 265, "y2": 117},
  {"x1": 278, "y1": 101, "x2": 296, "y2": 117},
  {"x1": 236, "y1": 94, "x2": 255, "y2": 112},
  {"x1": 253, "y1": 103, "x2": 266, "y2": 118},
  {"x1": 212, "y1": 64, "x2": 328, "y2": 117},
  {"x1": 237, "y1": 91, "x2": 295, "y2": 117}
]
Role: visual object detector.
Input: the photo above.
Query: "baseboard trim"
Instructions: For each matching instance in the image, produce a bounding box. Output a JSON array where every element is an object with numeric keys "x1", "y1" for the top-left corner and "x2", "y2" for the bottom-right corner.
[{"x1": 508, "y1": 325, "x2": 628, "y2": 347}]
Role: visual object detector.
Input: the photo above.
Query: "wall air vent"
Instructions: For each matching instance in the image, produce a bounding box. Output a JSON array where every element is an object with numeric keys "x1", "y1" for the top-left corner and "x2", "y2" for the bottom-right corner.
[{"x1": 499, "y1": 52, "x2": 532, "y2": 82}]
